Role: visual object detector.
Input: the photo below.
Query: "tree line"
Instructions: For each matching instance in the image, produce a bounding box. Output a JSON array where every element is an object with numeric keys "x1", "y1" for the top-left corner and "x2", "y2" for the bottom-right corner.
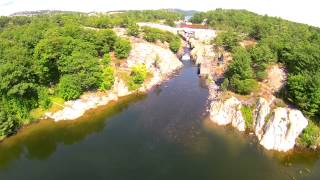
[{"x1": 0, "y1": 10, "x2": 183, "y2": 139}]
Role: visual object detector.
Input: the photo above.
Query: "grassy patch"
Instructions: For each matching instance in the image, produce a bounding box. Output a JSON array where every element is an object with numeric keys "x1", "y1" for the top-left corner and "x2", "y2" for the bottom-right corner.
[
  {"x1": 29, "y1": 108, "x2": 45, "y2": 121},
  {"x1": 29, "y1": 96, "x2": 65, "y2": 121},
  {"x1": 241, "y1": 105, "x2": 253, "y2": 130},
  {"x1": 48, "y1": 96, "x2": 65, "y2": 112},
  {"x1": 298, "y1": 120, "x2": 320, "y2": 147},
  {"x1": 115, "y1": 69, "x2": 131, "y2": 85}
]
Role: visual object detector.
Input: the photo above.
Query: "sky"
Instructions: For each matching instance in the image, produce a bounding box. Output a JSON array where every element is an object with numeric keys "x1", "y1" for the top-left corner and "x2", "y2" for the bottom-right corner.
[{"x1": 0, "y1": 0, "x2": 319, "y2": 27}]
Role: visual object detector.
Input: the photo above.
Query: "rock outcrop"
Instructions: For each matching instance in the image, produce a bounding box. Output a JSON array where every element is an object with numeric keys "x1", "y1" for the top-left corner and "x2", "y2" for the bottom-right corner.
[
  {"x1": 209, "y1": 96, "x2": 308, "y2": 152},
  {"x1": 127, "y1": 42, "x2": 182, "y2": 75},
  {"x1": 210, "y1": 97, "x2": 246, "y2": 132},
  {"x1": 259, "y1": 107, "x2": 308, "y2": 152},
  {"x1": 253, "y1": 97, "x2": 271, "y2": 140}
]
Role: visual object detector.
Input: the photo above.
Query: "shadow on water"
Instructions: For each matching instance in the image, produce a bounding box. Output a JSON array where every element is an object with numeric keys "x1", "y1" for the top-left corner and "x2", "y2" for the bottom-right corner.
[
  {"x1": 0, "y1": 94, "x2": 147, "y2": 169},
  {"x1": 0, "y1": 60, "x2": 320, "y2": 180}
]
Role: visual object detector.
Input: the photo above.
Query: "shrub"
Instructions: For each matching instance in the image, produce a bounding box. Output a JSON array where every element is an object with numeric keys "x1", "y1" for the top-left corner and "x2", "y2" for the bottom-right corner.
[
  {"x1": 226, "y1": 47, "x2": 254, "y2": 80},
  {"x1": 142, "y1": 27, "x2": 181, "y2": 53},
  {"x1": 128, "y1": 64, "x2": 147, "y2": 90},
  {"x1": 214, "y1": 30, "x2": 241, "y2": 51},
  {"x1": 114, "y1": 38, "x2": 132, "y2": 59},
  {"x1": 131, "y1": 64, "x2": 147, "y2": 84},
  {"x1": 230, "y1": 77, "x2": 258, "y2": 95},
  {"x1": 165, "y1": 19, "x2": 175, "y2": 27},
  {"x1": 37, "y1": 87, "x2": 52, "y2": 109},
  {"x1": 142, "y1": 27, "x2": 164, "y2": 42},
  {"x1": 169, "y1": 38, "x2": 181, "y2": 53},
  {"x1": 241, "y1": 105, "x2": 253, "y2": 129},
  {"x1": 255, "y1": 70, "x2": 268, "y2": 81},
  {"x1": 102, "y1": 53, "x2": 111, "y2": 66},
  {"x1": 0, "y1": 110, "x2": 20, "y2": 138},
  {"x1": 1, "y1": 96, "x2": 36, "y2": 120},
  {"x1": 220, "y1": 78, "x2": 229, "y2": 91},
  {"x1": 100, "y1": 66, "x2": 115, "y2": 91},
  {"x1": 127, "y1": 23, "x2": 140, "y2": 37},
  {"x1": 58, "y1": 75, "x2": 82, "y2": 100},
  {"x1": 298, "y1": 120, "x2": 320, "y2": 147},
  {"x1": 286, "y1": 73, "x2": 320, "y2": 117},
  {"x1": 95, "y1": 29, "x2": 117, "y2": 54}
]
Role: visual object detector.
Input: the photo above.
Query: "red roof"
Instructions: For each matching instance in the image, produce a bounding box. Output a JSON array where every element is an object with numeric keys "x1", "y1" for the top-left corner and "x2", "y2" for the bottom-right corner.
[{"x1": 180, "y1": 24, "x2": 209, "y2": 29}]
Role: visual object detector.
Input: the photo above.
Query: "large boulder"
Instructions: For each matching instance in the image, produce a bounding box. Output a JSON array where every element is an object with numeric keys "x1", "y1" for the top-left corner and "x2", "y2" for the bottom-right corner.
[
  {"x1": 210, "y1": 97, "x2": 246, "y2": 131},
  {"x1": 193, "y1": 29, "x2": 216, "y2": 43},
  {"x1": 259, "y1": 107, "x2": 308, "y2": 152},
  {"x1": 127, "y1": 42, "x2": 182, "y2": 75}
]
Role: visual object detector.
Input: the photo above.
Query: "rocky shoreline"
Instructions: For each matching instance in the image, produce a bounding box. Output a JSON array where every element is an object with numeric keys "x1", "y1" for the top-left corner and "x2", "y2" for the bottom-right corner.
[
  {"x1": 184, "y1": 26, "x2": 310, "y2": 152},
  {"x1": 45, "y1": 40, "x2": 183, "y2": 121}
]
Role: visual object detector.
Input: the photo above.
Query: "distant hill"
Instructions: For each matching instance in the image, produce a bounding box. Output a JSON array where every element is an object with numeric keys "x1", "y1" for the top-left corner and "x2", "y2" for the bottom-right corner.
[
  {"x1": 169, "y1": 9, "x2": 199, "y2": 16},
  {"x1": 10, "y1": 10, "x2": 83, "y2": 16}
]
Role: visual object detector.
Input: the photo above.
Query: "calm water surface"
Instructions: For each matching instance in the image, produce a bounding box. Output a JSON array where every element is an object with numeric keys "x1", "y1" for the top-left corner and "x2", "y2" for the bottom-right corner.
[{"x1": 0, "y1": 60, "x2": 320, "y2": 180}]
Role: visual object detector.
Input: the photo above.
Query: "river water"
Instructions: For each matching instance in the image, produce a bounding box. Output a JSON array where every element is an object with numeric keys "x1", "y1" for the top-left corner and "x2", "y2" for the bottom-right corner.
[{"x1": 0, "y1": 60, "x2": 320, "y2": 180}]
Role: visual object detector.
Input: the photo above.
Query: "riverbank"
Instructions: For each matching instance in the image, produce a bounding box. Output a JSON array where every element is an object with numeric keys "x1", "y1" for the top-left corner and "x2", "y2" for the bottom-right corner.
[
  {"x1": 184, "y1": 28, "x2": 312, "y2": 152},
  {"x1": 45, "y1": 38, "x2": 183, "y2": 121}
]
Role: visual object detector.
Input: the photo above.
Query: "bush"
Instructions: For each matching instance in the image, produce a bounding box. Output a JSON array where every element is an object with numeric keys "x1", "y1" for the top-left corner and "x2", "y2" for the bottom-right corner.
[
  {"x1": 0, "y1": 110, "x2": 20, "y2": 138},
  {"x1": 58, "y1": 75, "x2": 82, "y2": 100},
  {"x1": 214, "y1": 30, "x2": 241, "y2": 51},
  {"x1": 102, "y1": 53, "x2": 111, "y2": 66},
  {"x1": 128, "y1": 64, "x2": 147, "y2": 90},
  {"x1": 165, "y1": 19, "x2": 175, "y2": 27},
  {"x1": 37, "y1": 87, "x2": 52, "y2": 109},
  {"x1": 100, "y1": 66, "x2": 115, "y2": 91},
  {"x1": 142, "y1": 27, "x2": 164, "y2": 42},
  {"x1": 114, "y1": 38, "x2": 132, "y2": 59},
  {"x1": 127, "y1": 23, "x2": 140, "y2": 37},
  {"x1": 220, "y1": 78, "x2": 229, "y2": 91},
  {"x1": 241, "y1": 105, "x2": 253, "y2": 129},
  {"x1": 226, "y1": 47, "x2": 254, "y2": 80},
  {"x1": 1, "y1": 96, "x2": 37, "y2": 120},
  {"x1": 131, "y1": 64, "x2": 147, "y2": 84},
  {"x1": 95, "y1": 29, "x2": 117, "y2": 54},
  {"x1": 169, "y1": 38, "x2": 181, "y2": 53},
  {"x1": 286, "y1": 73, "x2": 320, "y2": 117},
  {"x1": 230, "y1": 77, "x2": 258, "y2": 95},
  {"x1": 142, "y1": 27, "x2": 181, "y2": 53},
  {"x1": 255, "y1": 70, "x2": 268, "y2": 81},
  {"x1": 249, "y1": 44, "x2": 276, "y2": 65},
  {"x1": 298, "y1": 120, "x2": 320, "y2": 147}
]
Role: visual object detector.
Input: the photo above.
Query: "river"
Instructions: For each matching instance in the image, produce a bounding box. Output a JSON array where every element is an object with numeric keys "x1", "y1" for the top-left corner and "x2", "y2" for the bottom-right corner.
[{"x1": 0, "y1": 59, "x2": 320, "y2": 179}]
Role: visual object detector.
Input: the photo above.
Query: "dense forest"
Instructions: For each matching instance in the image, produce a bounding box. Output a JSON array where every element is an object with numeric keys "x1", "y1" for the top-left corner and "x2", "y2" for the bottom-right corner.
[
  {"x1": 0, "y1": 10, "x2": 183, "y2": 139},
  {"x1": 191, "y1": 9, "x2": 320, "y2": 146}
]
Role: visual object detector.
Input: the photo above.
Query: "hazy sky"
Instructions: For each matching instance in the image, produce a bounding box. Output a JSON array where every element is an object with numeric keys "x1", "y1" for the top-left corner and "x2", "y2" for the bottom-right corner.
[{"x1": 0, "y1": 0, "x2": 319, "y2": 27}]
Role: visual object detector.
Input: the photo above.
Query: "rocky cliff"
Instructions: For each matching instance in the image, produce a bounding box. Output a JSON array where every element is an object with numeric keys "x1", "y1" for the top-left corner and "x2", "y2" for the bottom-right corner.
[
  {"x1": 210, "y1": 96, "x2": 246, "y2": 131},
  {"x1": 209, "y1": 95, "x2": 308, "y2": 152}
]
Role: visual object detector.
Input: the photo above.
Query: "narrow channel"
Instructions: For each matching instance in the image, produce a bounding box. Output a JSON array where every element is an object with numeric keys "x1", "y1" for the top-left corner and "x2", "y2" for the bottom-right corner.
[{"x1": 0, "y1": 49, "x2": 320, "y2": 180}]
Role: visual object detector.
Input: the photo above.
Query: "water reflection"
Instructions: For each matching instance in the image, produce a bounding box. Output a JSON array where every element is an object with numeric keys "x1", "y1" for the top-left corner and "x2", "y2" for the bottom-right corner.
[{"x1": 0, "y1": 94, "x2": 146, "y2": 169}]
